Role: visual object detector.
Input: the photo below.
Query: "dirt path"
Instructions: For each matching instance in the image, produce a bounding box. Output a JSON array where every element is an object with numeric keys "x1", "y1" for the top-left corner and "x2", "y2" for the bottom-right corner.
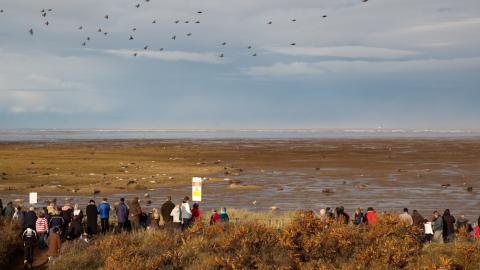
[{"x1": 10, "y1": 248, "x2": 48, "y2": 270}]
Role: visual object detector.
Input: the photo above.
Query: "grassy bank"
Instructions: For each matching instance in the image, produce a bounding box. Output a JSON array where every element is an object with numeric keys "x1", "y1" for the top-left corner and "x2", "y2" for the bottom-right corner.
[
  {"x1": 46, "y1": 212, "x2": 480, "y2": 270},
  {"x1": 0, "y1": 219, "x2": 22, "y2": 269}
]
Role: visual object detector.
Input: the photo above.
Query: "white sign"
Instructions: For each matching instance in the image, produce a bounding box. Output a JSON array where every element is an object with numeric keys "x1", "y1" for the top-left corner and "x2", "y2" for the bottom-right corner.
[
  {"x1": 29, "y1": 192, "x2": 38, "y2": 204},
  {"x1": 192, "y1": 177, "x2": 202, "y2": 202}
]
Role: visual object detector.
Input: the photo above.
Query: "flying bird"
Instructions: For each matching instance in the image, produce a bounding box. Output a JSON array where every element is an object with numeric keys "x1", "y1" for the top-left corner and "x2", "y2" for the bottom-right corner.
[
  {"x1": 252, "y1": 53, "x2": 257, "y2": 56},
  {"x1": 45, "y1": 21, "x2": 49, "y2": 26},
  {"x1": 197, "y1": 11, "x2": 203, "y2": 14},
  {"x1": 219, "y1": 53, "x2": 224, "y2": 58},
  {"x1": 40, "y1": 9, "x2": 45, "y2": 13},
  {"x1": 47, "y1": 9, "x2": 52, "y2": 12},
  {"x1": 104, "y1": 15, "x2": 109, "y2": 19},
  {"x1": 129, "y1": 35, "x2": 134, "y2": 40},
  {"x1": 152, "y1": 20, "x2": 156, "y2": 23},
  {"x1": 104, "y1": 32, "x2": 108, "y2": 36},
  {"x1": 82, "y1": 42, "x2": 86, "y2": 46},
  {"x1": 267, "y1": 21, "x2": 272, "y2": 24},
  {"x1": 42, "y1": 12, "x2": 47, "y2": 17},
  {"x1": 247, "y1": 46, "x2": 252, "y2": 49},
  {"x1": 98, "y1": 28, "x2": 102, "y2": 32},
  {"x1": 144, "y1": 46, "x2": 148, "y2": 50},
  {"x1": 133, "y1": 52, "x2": 138, "y2": 56},
  {"x1": 29, "y1": 28, "x2": 34, "y2": 35},
  {"x1": 86, "y1": 36, "x2": 91, "y2": 40},
  {"x1": 195, "y1": 21, "x2": 200, "y2": 24},
  {"x1": 323, "y1": 15, "x2": 327, "y2": 18},
  {"x1": 78, "y1": 26, "x2": 83, "y2": 30},
  {"x1": 184, "y1": 21, "x2": 189, "y2": 23},
  {"x1": 135, "y1": 4, "x2": 140, "y2": 8},
  {"x1": 186, "y1": 33, "x2": 192, "y2": 36},
  {"x1": 174, "y1": 20, "x2": 179, "y2": 24},
  {"x1": 0, "y1": 9, "x2": 4, "y2": 13},
  {"x1": 171, "y1": 35, "x2": 176, "y2": 40},
  {"x1": 221, "y1": 42, "x2": 227, "y2": 46},
  {"x1": 159, "y1": 48, "x2": 164, "y2": 51},
  {"x1": 290, "y1": 42, "x2": 296, "y2": 46},
  {"x1": 291, "y1": 19, "x2": 297, "y2": 22},
  {"x1": 132, "y1": 27, "x2": 137, "y2": 31}
]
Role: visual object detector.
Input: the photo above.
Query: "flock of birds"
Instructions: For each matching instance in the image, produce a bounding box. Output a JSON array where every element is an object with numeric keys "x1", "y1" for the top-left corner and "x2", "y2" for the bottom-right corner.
[{"x1": 0, "y1": 0, "x2": 370, "y2": 59}]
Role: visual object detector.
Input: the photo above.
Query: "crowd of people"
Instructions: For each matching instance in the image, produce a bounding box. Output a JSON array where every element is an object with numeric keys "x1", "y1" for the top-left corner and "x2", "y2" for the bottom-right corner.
[
  {"x1": 2, "y1": 197, "x2": 480, "y2": 268},
  {"x1": 316, "y1": 206, "x2": 480, "y2": 243},
  {"x1": 0, "y1": 196, "x2": 229, "y2": 268}
]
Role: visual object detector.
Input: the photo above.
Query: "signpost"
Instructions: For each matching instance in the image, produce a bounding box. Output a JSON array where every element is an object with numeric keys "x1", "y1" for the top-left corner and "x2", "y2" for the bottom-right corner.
[
  {"x1": 192, "y1": 177, "x2": 202, "y2": 202},
  {"x1": 29, "y1": 192, "x2": 38, "y2": 205}
]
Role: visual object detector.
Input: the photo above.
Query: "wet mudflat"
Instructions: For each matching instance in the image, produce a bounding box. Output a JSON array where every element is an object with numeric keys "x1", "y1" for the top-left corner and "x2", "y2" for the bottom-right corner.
[{"x1": 1, "y1": 139, "x2": 479, "y2": 220}]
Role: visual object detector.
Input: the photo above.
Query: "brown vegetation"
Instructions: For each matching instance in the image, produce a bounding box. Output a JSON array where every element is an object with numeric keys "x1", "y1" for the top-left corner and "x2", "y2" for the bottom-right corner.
[
  {"x1": 47, "y1": 212, "x2": 480, "y2": 270},
  {"x1": 0, "y1": 219, "x2": 22, "y2": 269}
]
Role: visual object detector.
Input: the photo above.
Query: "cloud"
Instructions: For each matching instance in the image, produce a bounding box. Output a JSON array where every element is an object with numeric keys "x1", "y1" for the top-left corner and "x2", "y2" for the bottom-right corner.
[
  {"x1": 245, "y1": 57, "x2": 480, "y2": 77},
  {"x1": 103, "y1": 49, "x2": 225, "y2": 64},
  {"x1": 0, "y1": 50, "x2": 116, "y2": 113},
  {"x1": 267, "y1": 46, "x2": 420, "y2": 59}
]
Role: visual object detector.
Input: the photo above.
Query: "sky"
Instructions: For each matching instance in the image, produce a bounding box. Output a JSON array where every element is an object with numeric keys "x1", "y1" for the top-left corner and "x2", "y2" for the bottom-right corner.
[{"x1": 0, "y1": 0, "x2": 479, "y2": 129}]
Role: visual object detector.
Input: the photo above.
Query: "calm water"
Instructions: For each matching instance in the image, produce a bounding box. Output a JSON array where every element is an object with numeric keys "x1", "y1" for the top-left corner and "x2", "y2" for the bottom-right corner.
[{"x1": 1, "y1": 128, "x2": 480, "y2": 141}]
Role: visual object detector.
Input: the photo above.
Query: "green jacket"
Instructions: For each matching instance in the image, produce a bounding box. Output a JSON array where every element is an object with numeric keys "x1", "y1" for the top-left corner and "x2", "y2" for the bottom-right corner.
[
  {"x1": 432, "y1": 217, "x2": 443, "y2": 231},
  {"x1": 3, "y1": 206, "x2": 14, "y2": 219}
]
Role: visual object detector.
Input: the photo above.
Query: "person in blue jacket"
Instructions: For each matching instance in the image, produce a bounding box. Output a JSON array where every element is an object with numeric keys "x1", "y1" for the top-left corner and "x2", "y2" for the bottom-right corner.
[{"x1": 97, "y1": 198, "x2": 111, "y2": 234}]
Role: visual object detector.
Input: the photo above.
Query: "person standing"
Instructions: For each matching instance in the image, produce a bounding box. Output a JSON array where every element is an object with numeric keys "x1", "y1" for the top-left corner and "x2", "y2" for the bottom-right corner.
[
  {"x1": 24, "y1": 206, "x2": 38, "y2": 230},
  {"x1": 399, "y1": 208, "x2": 413, "y2": 225},
  {"x1": 191, "y1": 203, "x2": 202, "y2": 224},
  {"x1": 210, "y1": 209, "x2": 219, "y2": 225},
  {"x1": 180, "y1": 197, "x2": 192, "y2": 230},
  {"x1": 97, "y1": 198, "x2": 111, "y2": 234},
  {"x1": 219, "y1": 208, "x2": 229, "y2": 223},
  {"x1": 353, "y1": 208, "x2": 364, "y2": 225},
  {"x1": 365, "y1": 207, "x2": 377, "y2": 226},
  {"x1": 148, "y1": 208, "x2": 160, "y2": 230},
  {"x1": 86, "y1": 200, "x2": 98, "y2": 236},
  {"x1": 161, "y1": 196, "x2": 175, "y2": 226},
  {"x1": 115, "y1": 198, "x2": 129, "y2": 233},
  {"x1": 0, "y1": 199, "x2": 3, "y2": 217},
  {"x1": 456, "y1": 214, "x2": 469, "y2": 232},
  {"x1": 336, "y1": 206, "x2": 350, "y2": 224},
  {"x1": 3, "y1": 202, "x2": 14, "y2": 219},
  {"x1": 22, "y1": 228, "x2": 38, "y2": 269},
  {"x1": 35, "y1": 212, "x2": 49, "y2": 250},
  {"x1": 431, "y1": 211, "x2": 444, "y2": 243},
  {"x1": 128, "y1": 197, "x2": 142, "y2": 232},
  {"x1": 47, "y1": 227, "x2": 61, "y2": 263},
  {"x1": 442, "y1": 209, "x2": 456, "y2": 243},
  {"x1": 170, "y1": 204, "x2": 181, "y2": 231}
]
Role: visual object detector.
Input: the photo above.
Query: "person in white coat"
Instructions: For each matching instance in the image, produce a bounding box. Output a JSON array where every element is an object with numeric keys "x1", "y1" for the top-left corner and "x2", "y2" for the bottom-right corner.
[
  {"x1": 180, "y1": 196, "x2": 192, "y2": 230},
  {"x1": 170, "y1": 204, "x2": 181, "y2": 231}
]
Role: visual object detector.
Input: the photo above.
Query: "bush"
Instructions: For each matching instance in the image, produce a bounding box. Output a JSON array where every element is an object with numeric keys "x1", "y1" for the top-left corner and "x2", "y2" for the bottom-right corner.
[
  {"x1": 47, "y1": 211, "x2": 480, "y2": 270},
  {"x1": 0, "y1": 219, "x2": 22, "y2": 269}
]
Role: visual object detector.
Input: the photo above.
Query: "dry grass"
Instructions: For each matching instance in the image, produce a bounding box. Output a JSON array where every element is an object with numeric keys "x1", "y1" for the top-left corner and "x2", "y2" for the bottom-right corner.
[
  {"x1": 46, "y1": 211, "x2": 480, "y2": 270},
  {"x1": 0, "y1": 219, "x2": 22, "y2": 269}
]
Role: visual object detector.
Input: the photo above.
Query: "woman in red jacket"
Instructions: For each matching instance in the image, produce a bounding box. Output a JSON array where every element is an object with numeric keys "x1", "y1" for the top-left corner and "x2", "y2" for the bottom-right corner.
[
  {"x1": 191, "y1": 203, "x2": 202, "y2": 224},
  {"x1": 364, "y1": 207, "x2": 377, "y2": 225}
]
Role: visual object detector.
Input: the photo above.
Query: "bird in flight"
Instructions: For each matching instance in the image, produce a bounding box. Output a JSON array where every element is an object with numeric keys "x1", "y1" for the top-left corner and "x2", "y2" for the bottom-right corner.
[
  {"x1": 132, "y1": 28, "x2": 137, "y2": 31},
  {"x1": 197, "y1": 11, "x2": 203, "y2": 14},
  {"x1": 104, "y1": 32, "x2": 108, "y2": 36},
  {"x1": 323, "y1": 15, "x2": 327, "y2": 18},
  {"x1": 105, "y1": 15, "x2": 109, "y2": 19},
  {"x1": 45, "y1": 21, "x2": 49, "y2": 26},
  {"x1": 290, "y1": 42, "x2": 296, "y2": 46},
  {"x1": 86, "y1": 36, "x2": 91, "y2": 41},
  {"x1": 152, "y1": 20, "x2": 156, "y2": 24},
  {"x1": 252, "y1": 53, "x2": 257, "y2": 56},
  {"x1": 219, "y1": 53, "x2": 224, "y2": 58},
  {"x1": 144, "y1": 45, "x2": 148, "y2": 50},
  {"x1": 221, "y1": 42, "x2": 227, "y2": 46},
  {"x1": 184, "y1": 21, "x2": 189, "y2": 23},
  {"x1": 82, "y1": 42, "x2": 86, "y2": 46},
  {"x1": 248, "y1": 46, "x2": 252, "y2": 49},
  {"x1": 195, "y1": 21, "x2": 200, "y2": 24},
  {"x1": 42, "y1": 12, "x2": 47, "y2": 17},
  {"x1": 78, "y1": 26, "x2": 83, "y2": 30},
  {"x1": 174, "y1": 20, "x2": 180, "y2": 24},
  {"x1": 129, "y1": 35, "x2": 134, "y2": 40},
  {"x1": 159, "y1": 48, "x2": 164, "y2": 51},
  {"x1": 0, "y1": 9, "x2": 3, "y2": 13},
  {"x1": 133, "y1": 52, "x2": 138, "y2": 56},
  {"x1": 171, "y1": 35, "x2": 176, "y2": 40},
  {"x1": 29, "y1": 28, "x2": 34, "y2": 35},
  {"x1": 292, "y1": 19, "x2": 297, "y2": 22},
  {"x1": 98, "y1": 28, "x2": 102, "y2": 32},
  {"x1": 186, "y1": 33, "x2": 192, "y2": 37},
  {"x1": 135, "y1": 4, "x2": 140, "y2": 8}
]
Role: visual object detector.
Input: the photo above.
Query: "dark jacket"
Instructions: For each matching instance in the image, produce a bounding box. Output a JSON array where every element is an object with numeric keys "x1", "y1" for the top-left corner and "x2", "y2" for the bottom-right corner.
[
  {"x1": 23, "y1": 211, "x2": 38, "y2": 230},
  {"x1": 354, "y1": 212, "x2": 364, "y2": 225},
  {"x1": 456, "y1": 218, "x2": 469, "y2": 232},
  {"x1": 443, "y1": 211, "x2": 456, "y2": 236},
  {"x1": 49, "y1": 216, "x2": 65, "y2": 230},
  {"x1": 412, "y1": 211, "x2": 427, "y2": 229},
  {"x1": 3, "y1": 205, "x2": 14, "y2": 219},
  {"x1": 86, "y1": 204, "x2": 98, "y2": 234},
  {"x1": 115, "y1": 202, "x2": 129, "y2": 223},
  {"x1": 161, "y1": 200, "x2": 175, "y2": 223},
  {"x1": 66, "y1": 218, "x2": 83, "y2": 240}
]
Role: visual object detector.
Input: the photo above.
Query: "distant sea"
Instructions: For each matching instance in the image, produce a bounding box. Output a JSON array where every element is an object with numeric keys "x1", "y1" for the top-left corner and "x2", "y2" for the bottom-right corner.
[{"x1": 1, "y1": 129, "x2": 480, "y2": 141}]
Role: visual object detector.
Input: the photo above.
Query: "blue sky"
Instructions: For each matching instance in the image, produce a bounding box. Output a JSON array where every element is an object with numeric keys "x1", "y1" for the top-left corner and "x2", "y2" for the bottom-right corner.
[{"x1": 0, "y1": 0, "x2": 479, "y2": 129}]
